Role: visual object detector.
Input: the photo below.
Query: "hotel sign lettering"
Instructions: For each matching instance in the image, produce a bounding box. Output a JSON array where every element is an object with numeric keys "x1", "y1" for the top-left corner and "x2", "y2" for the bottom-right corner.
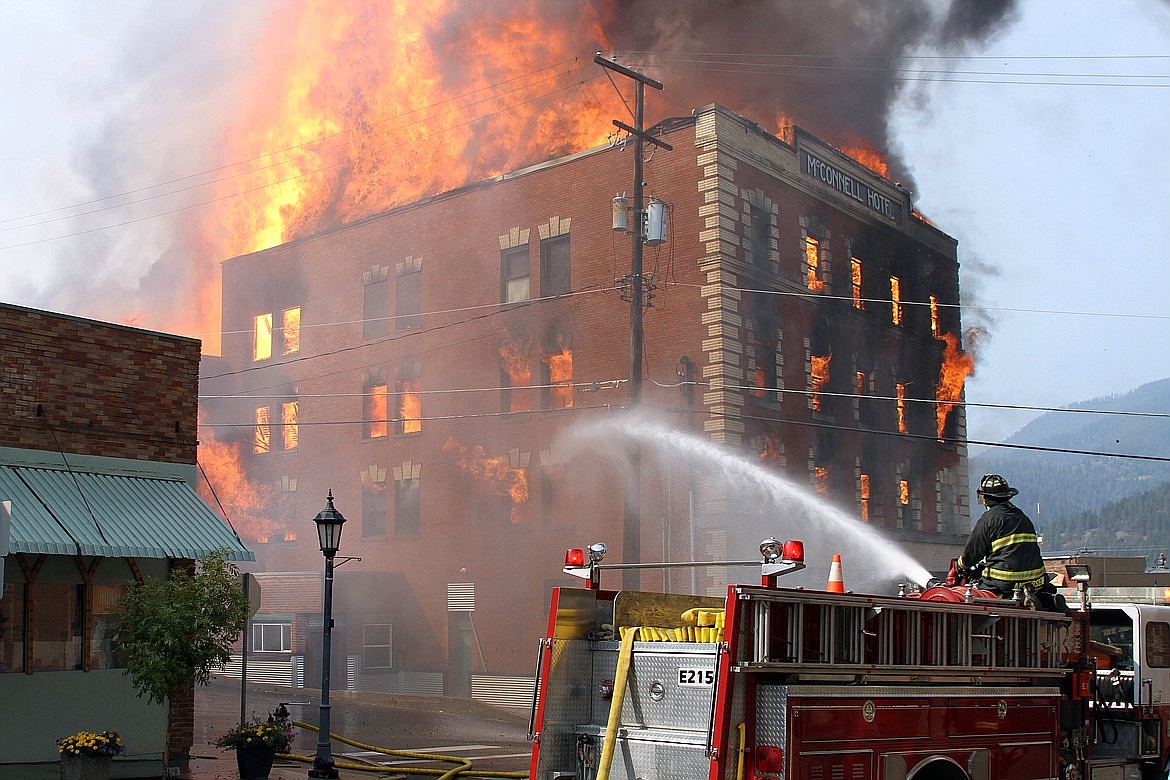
[{"x1": 800, "y1": 148, "x2": 902, "y2": 223}]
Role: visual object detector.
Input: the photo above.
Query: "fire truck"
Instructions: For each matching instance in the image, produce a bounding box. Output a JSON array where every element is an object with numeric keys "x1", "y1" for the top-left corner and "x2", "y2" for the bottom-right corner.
[{"x1": 527, "y1": 540, "x2": 1170, "y2": 780}]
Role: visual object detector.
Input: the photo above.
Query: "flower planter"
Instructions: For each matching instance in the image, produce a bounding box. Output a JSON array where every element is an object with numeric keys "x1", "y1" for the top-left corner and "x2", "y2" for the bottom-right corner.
[
  {"x1": 59, "y1": 753, "x2": 112, "y2": 780},
  {"x1": 236, "y1": 744, "x2": 277, "y2": 780}
]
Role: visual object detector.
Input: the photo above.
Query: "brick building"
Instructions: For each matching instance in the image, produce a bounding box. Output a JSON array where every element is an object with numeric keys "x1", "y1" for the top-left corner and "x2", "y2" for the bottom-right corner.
[
  {"x1": 202, "y1": 104, "x2": 970, "y2": 691},
  {"x1": 0, "y1": 303, "x2": 252, "y2": 773}
]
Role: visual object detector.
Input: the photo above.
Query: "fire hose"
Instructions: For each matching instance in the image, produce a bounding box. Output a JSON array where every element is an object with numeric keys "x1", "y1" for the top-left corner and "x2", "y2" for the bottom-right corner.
[{"x1": 279, "y1": 720, "x2": 527, "y2": 779}]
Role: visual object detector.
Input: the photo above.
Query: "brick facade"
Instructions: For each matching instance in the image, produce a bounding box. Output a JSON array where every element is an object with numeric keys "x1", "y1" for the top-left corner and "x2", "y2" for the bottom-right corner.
[{"x1": 203, "y1": 104, "x2": 970, "y2": 681}]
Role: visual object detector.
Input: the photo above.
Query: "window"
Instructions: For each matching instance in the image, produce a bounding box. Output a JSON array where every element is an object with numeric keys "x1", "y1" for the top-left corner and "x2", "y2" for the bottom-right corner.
[
  {"x1": 804, "y1": 235, "x2": 825, "y2": 292},
  {"x1": 252, "y1": 622, "x2": 291, "y2": 653},
  {"x1": 253, "y1": 314, "x2": 273, "y2": 361},
  {"x1": 364, "y1": 378, "x2": 389, "y2": 439},
  {"x1": 501, "y1": 245, "x2": 530, "y2": 303},
  {"x1": 851, "y1": 258, "x2": 863, "y2": 309},
  {"x1": 396, "y1": 270, "x2": 421, "y2": 330},
  {"x1": 540, "y1": 236, "x2": 571, "y2": 297},
  {"x1": 364, "y1": 274, "x2": 389, "y2": 340},
  {"x1": 280, "y1": 307, "x2": 301, "y2": 354},
  {"x1": 395, "y1": 477, "x2": 421, "y2": 536},
  {"x1": 396, "y1": 377, "x2": 422, "y2": 434},
  {"x1": 281, "y1": 401, "x2": 298, "y2": 451},
  {"x1": 362, "y1": 477, "x2": 387, "y2": 537},
  {"x1": 750, "y1": 205, "x2": 770, "y2": 273},
  {"x1": 890, "y1": 276, "x2": 903, "y2": 325},
  {"x1": 500, "y1": 340, "x2": 531, "y2": 414},
  {"x1": 542, "y1": 335, "x2": 573, "y2": 409},
  {"x1": 895, "y1": 383, "x2": 908, "y2": 433},
  {"x1": 810, "y1": 351, "x2": 831, "y2": 412},
  {"x1": 897, "y1": 478, "x2": 910, "y2": 529},
  {"x1": 253, "y1": 406, "x2": 271, "y2": 453},
  {"x1": 929, "y1": 294, "x2": 940, "y2": 338},
  {"x1": 1148, "y1": 622, "x2": 1170, "y2": 668},
  {"x1": 859, "y1": 474, "x2": 871, "y2": 522},
  {"x1": 363, "y1": 624, "x2": 393, "y2": 669}
]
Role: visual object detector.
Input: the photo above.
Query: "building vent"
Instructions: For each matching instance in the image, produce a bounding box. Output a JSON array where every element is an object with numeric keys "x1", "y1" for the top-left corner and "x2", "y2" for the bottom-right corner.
[{"x1": 447, "y1": 582, "x2": 475, "y2": 612}]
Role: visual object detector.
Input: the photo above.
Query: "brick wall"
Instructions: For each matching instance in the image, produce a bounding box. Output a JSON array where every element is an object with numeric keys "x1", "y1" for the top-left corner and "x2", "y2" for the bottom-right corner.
[{"x1": 0, "y1": 304, "x2": 200, "y2": 464}]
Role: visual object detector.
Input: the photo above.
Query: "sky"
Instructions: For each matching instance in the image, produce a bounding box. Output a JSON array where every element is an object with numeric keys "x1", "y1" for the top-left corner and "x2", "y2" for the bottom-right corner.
[{"x1": 1, "y1": 1, "x2": 1168, "y2": 449}]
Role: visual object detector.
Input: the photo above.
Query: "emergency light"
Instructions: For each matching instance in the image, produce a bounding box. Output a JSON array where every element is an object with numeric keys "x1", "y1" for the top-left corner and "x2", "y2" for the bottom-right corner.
[
  {"x1": 782, "y1": 540, "x2": 805, "y2": 564},
  {"x1": 564, "y1": 548, "x2": 586, "y2": 567}
]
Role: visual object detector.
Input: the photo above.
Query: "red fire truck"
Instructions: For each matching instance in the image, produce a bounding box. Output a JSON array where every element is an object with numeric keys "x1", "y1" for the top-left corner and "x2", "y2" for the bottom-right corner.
[{"x1": 527, "y1": 540, "x2": 1170, "y2": 780}]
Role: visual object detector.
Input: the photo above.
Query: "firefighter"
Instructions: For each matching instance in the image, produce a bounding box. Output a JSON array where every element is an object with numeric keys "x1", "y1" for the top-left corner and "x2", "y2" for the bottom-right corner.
[{"x1": 957, "y1": 474, "x2": 1049, "y2": 602}]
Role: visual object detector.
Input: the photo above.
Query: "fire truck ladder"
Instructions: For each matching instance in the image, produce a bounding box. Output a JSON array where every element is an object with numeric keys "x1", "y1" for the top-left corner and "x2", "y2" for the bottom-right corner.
[{"x1": 731, "y1": 586, "x2": 1076, "y2": 684}]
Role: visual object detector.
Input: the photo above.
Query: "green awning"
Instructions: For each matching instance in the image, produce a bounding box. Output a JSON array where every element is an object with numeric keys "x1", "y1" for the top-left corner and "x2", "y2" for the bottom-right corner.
[{"x1": 0, "y1": 465, "x2": 254, "y2": 561}]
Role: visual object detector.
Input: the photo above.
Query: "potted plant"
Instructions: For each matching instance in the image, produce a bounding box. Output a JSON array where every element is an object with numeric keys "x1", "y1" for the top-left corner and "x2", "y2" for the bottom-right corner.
[
  {"x1": 56, "y1": 729, "x2": 126, "y2": 780},
  {"x1": 214, "y1": 709, "x2": 294, "y2": 780}
]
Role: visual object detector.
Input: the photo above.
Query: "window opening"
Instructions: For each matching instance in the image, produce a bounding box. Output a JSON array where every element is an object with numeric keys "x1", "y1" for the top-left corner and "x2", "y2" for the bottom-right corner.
[
  {"x1": 281, "y1": 401, "x2": 298, "y2": 450},
  {"x1": 254, "y1": 406, "x2": 271, "y2": 453},
  {"x1": 890, "y1": 276, "x2": 903, "y2": 325},
  {"x1": 281, "y1": 307, "x2": 301, "y2": 354},
  {"x1": 539, "y1": 236, "x2": 571, "y2": 297},
  {"x1": 501, "y1": 246, "x2": 530, "y2": 303},
  {"x1": 396, "y1": 271, "x2": 421, "y2": 330},
  {"x1": 253, "y1": 313, "x2": 273, "y2": 361}
]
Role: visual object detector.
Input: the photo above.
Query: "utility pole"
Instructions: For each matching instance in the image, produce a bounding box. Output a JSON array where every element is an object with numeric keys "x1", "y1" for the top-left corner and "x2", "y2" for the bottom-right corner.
[{"x1": 595, "y1": 54, "x2": 670, "y2": 589}]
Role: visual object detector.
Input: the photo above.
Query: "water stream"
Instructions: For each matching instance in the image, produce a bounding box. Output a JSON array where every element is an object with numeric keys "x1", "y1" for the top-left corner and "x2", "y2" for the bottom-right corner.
[{"x1": 565, "y1": 413, "x2": 935, "y2": 592}]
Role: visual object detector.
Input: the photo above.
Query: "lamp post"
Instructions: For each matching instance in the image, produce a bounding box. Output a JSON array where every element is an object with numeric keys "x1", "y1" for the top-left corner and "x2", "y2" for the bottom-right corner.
[{"x1": 309, "y1": 490, "x2": 346, "y2": 779}]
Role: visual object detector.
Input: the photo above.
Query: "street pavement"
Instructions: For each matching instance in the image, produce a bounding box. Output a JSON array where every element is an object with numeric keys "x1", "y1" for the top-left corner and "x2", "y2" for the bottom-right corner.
[{"x1": 178, "y1": 677, "x2": 532, "y2": 780}]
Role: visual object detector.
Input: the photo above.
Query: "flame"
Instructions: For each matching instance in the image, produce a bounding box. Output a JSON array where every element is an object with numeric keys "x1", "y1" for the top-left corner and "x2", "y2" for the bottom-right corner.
[
  {"x1": 281, "y1": 400, "x2": 299, "y2": 450},
  {"x1": 804, "y1": 236, "x2": 824, "y2": 292},
  {"x1": 398, "y1": 377, "x2": 421, "y2": 433},
  {"x1": 850, "y1": 258, "x2": 863, "y2": 309},
  {"x1": 810, "y1": 351, "x2": 831, "y2": 411},
  {"x1": 196, "y1": 421, "x2": 278, "y2": 543},
  {"x1": 935, "y1": 332, "x2": 974, "y2": 438},
  {"x1": 443, "y1": 436, "x2": 528, "y2": 523},
  {"x1": 754, "y1": 364, "x2": 767, "y2": 398},
  {"x1": 282, "y1": 307, "x2": 301, "y2": 355},
  {"x1": 814, "y1": 466, "x2": 829, "y2": 495},
  {"x1": 759, "y1": 432, "x2": 782, "y2": 466},
  {"x1": 499, "y1": 339, "x2": 532, "y2": 413},
  {"x1": 890, "y1": 276, "x2": 903, "y2": 325},
  {"x1": 542, "y1": 337, "x2": 573, "y2": 409},
  {"x1": 367, "y1": 383, "x2": 389, "y2": 437},
  {"x1": 929, "y1": 295, "x2": 940, "y2": 338},
  {"x1": 899, "y1": 479, "x2": 910, "y2": 505},
  {"x1": 895, "y1": 382, "x2": 908, "y2": 433},
  {"x1": 212, "y1": 0, "x2": 613, "y2": 258},
  {"x1": 837, "y1": 135, "x2": 889, "y2": 179}
]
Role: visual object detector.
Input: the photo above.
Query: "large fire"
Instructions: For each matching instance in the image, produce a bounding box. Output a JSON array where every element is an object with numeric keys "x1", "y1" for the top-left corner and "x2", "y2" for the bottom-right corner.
[
  {"x1": 197, "y1": 422, "x2": 278, "y2": 543},
  {"x1": 810, "y1": 351, "x2": 831, "y2": 411},
  {"x1": 398, "y1": 378, "x2": 422, "y2": 434},
  {"x1": 499, "y1": 339, "x2": 532, "y2": 414},
  {"x1": 543, "y1": 337, "x2": 573, "y2": 409},
  {"x1": 935, "y1": 332, "x2": 975, "y2": 439},
  {"x1": 443, "y1": 436, "x2": 529, "y2": 524}
]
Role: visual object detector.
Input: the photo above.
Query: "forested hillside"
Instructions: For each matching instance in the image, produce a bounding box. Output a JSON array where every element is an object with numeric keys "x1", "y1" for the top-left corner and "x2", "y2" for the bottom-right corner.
[
  {"x1": 1039, "y1": 480, "x2": 1170, "y2": 561},
  {"x1": 969, "y1": 377, "x2": 1170, "y2": 529}
]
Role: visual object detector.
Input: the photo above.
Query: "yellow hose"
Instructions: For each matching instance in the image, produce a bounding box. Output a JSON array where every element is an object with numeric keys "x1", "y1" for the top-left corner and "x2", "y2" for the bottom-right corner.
[
  {"x1": 282, "y1": 719, "x2": 526, "y2": 778},
  {"x1": 595, "y1": 625, "x2": 639, "y2": 780},
  {"x1": 736, "y1": 722, "x2": 745, "y2": 780}
]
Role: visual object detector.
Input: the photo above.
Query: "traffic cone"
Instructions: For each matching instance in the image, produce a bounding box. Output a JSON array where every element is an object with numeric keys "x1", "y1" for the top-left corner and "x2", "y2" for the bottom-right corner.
[{"x1": 826, "y1": 554, "x2": 845, "y2": 593}]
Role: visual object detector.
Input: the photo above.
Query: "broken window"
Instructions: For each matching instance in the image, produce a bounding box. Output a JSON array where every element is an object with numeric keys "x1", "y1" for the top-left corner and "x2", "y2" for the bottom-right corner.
[
  {"x1": 896, "y1": 382, "x2": 908, "y2": 433},
  {"x1": 396, "y1": 377, "x2": 421, "y2": 434},
  {"x1": 253, "y1": 405, "x2": 271, "y2": 454},
  {"x1": 500, "y1": 339, "x2": 531, "y2": 414},
  {"x1": 859, "y1": 473, "x2": 871, "y2": 522},
  {"x1": 281, "y1": 400, "x2": 298, "y2": 450},
  {"x1": 281, "y1": 307, "x2": 300, "y2": 355},
  {"x1": 364, "y1": 380, "x2": 389, "y2": 439},
  {"x1": 890, "y1": 276, "x2": 903, "y2": 326},
  {"x1": 253, "y1": 314, "x2": 273, "y2": 361},
  {"x1": 929, "y1": 294, "x2": 940, "y2": 338},
  {"x1": 542, "y1": 334, "x2": 573, "y2": 410},
  {"x1": 501, "y1": 245, "x2": 530, "y2": 304},
  {"x1": 540, "y1": 235, "x2": 571, "y2": 297},
  {"x1": 396, "y1": 270, "x2": 421, "y2": 330},
  {"x1": 851, "y1": 258, "x2": 863, "y2": 309},
  {"x1": 814, "y1": 466, "x2": 829, "y2": 495},
  {"x1": 804, "y1": 235, "x2": 825, "y2": 292},
  {"x1": 364, "y1": 272, "x2": 389, "y2": 340},
  {"x1": 810, "y1": 351, "x2": 831, "y2": 412}
]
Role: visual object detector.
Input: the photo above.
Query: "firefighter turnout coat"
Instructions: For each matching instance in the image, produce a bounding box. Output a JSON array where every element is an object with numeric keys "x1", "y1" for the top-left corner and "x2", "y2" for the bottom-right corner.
[{"x1": 958, "y1": 501, "x2": 1046, "y2": 592}]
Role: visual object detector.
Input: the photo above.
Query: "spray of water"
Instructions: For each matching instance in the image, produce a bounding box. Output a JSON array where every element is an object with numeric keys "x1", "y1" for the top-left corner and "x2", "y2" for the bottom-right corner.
[{"x1": 565, "y1": 413, "x2": 934, "y2": 591}]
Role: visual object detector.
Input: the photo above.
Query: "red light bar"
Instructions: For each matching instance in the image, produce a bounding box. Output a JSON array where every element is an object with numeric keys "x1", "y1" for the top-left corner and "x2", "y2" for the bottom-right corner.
[
  {"x1": 565, "y1": 548, "x2": 586, "y2": 567},
  {"x1": 782, "y1": 540, "x2": 804, "y2": 563}
]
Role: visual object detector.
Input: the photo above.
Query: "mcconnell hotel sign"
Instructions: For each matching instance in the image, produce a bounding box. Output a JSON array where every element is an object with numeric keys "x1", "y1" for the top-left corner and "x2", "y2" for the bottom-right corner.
[{"x1": 800, "y1": 148, "x2": 903, "y2": 223}]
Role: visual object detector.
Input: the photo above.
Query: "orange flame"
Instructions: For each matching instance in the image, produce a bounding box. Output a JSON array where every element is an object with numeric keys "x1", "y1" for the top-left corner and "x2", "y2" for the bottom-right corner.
[
  {"x1": 810, "y1": 351, "x2": 831, "y2": 411},
  {"x1": 398, "y1": 378, "x2": 421, "y2": 433},
  {"x1": 859, "y1": 473, "x2": 870, "y2": 522},
  {"x1": 804, "y1": 236, "x2": 825, "y2": 292},
  {"x1": 499, "y1": 339, "x2": 532, "y2": 413},
  {"x1": 899, "y1": 479, "x2": 910, "y2": 505},
  {"x1": 935, "y1": 332, "x2": 974, "y2": 438},
  {"x1": 196, "y1": 423, "x2": 278, "y2": 543},
  {"x1": 444, "y1": 437, "x2": 528, "y2": 523},
  {"x1": 837, "y1": 132, "x2": 889, "y2": 178},
  {"x1": 212, "y1": 0, "x2": 613, "y2": 259},
  {"x1": 542, "y1": 338, "x2": 573, "y2": 409},
  {"x1": 759, "y1": 432, "x2": 782, "y2": 466},
  {"x1": 814, "y1": 466, "x2": 829, "y2": 495}
]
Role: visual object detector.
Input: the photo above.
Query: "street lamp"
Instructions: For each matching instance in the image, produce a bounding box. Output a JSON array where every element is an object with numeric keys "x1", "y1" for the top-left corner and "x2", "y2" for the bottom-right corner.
[{"x1": 309, "y1": 490, "x2": 347, "y2": 779}]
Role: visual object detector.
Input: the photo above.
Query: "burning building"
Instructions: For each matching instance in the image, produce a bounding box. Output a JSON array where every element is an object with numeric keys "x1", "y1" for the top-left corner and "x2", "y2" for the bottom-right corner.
[{"x1": 201, "y1": 104, "x2": 971, "y2": 693}]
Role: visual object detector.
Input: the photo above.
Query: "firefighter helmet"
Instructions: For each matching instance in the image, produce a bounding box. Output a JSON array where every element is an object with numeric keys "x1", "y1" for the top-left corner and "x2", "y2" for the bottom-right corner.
[{"x1": 978, "y1": 474, "x2": 1019, "y2": 502}]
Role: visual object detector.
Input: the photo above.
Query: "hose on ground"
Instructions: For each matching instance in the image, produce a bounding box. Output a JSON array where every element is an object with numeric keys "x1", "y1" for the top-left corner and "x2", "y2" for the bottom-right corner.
[{"x1": 278, "y1": 719, "x2": 526, "y2": 778}]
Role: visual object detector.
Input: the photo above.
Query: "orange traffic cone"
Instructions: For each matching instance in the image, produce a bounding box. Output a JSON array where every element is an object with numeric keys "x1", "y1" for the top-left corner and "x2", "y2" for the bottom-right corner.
[{"x1": 826, "y1": 554, "x2": 845, "y2": 593}]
